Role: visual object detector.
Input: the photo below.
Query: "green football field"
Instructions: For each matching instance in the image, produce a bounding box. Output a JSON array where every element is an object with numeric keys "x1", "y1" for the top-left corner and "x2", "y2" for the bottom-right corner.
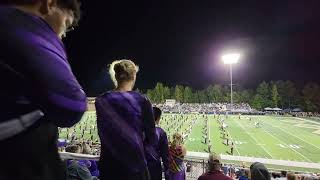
[
  {"x1": 186, "y1": 115, "x2": 320, "y2": 162},
  {"x1": 160, "y1": 113, "x2": 320, "y2": 163},
  {"x1": 59, "y1": 112, "x2": 320, "y2": 170}
]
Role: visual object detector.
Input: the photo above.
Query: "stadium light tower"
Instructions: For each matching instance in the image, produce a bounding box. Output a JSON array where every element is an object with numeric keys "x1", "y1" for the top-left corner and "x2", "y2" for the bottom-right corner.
[{"x1": 222, "y1": 53, "x2": 240, "y2": 110}]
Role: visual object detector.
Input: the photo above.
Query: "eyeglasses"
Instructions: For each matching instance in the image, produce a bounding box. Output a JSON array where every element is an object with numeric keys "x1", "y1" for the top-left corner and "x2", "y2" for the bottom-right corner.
[
  {"x1": 61, "y1": 25, "x2": 75, "y2": 38},
  {"x1": 66, "y1": 26, "x2": 75, "y2": 33}
]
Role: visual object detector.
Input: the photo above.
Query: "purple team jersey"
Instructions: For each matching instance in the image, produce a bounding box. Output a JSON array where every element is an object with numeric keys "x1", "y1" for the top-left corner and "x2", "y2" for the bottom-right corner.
[{"x1": 95, "y1": 91, "x2": 156, "y2": 174}]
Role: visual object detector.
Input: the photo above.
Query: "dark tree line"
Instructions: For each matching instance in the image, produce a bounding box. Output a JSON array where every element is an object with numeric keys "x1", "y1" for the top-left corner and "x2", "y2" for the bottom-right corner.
[{"x1": 144, "y1": 81, "x2": 320, "y2": 112}]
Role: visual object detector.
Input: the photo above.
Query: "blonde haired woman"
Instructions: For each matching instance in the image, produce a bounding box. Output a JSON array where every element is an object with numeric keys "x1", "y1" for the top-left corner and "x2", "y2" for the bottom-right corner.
[
  {"x1": 168, "y1": 133, "x2": 187, "y2": 180},
  {"x1": 95, "y1": 60, "x2": 156, "y2": 180}
]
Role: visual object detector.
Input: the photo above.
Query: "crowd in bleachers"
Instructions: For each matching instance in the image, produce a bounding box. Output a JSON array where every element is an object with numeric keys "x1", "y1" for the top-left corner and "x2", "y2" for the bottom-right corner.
[
  {"x1": 216, "y1": 162, "x2": 320, "y2": 180},
  {"x1": 156, "y1": 103, "x2": 253, "y2": 114},
  {"x1": 291, "y1": 112, "x2": 320, "y2": 118}
]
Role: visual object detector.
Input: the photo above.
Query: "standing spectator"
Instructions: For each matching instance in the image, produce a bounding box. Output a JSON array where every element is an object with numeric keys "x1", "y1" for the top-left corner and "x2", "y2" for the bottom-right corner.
[
  {"x1": 145, "y1": 107, "x2": 170, "y2": 180},
  {"x1": 0, "y1": 1, "x2": 86, "y2": 180},
  {"x1": 95, "y1": 60, "x2": 156, "y2": 180},
  {"x1": 249, "y1": 162, "x2": 271, "y2": 180},
  {"x1": 198, "y1": 154, "x2": 232, "y2": 180},
  {"x1": 168, "y1": 133, "x2": 186, "y2": 180}
]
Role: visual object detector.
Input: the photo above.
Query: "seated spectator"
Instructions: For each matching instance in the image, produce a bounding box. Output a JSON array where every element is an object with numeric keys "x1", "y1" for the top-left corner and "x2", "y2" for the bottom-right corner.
[
  {"x1": 65, "y1": 145, "x2": 98, "y2": 180},
  {"x1": 271, "y1": 172, "x2": 281, "y2": 179},
  {"x1": 80, "y1": 142, "x2": 99, "y2": 177},
  {"x1": 228, "y1": 164, "x2": 236, "y2": 178},
  {"x1": 66, "y1": 145, "x2": 82, "y2": 154},
  {"x1": 221, "y1": 164, "x2": 229, "y2": 175},
  {"x1": 198, "y1": 154, "x2": 232, "y2": 180},
  {"x1": 287, "y1": 173, "x2": 297, "y2": 180},
  {"x1": 145, "y1": 107, "x2": 170, "y2": 180},
  {"x1": 168, "y1": 133, "x2": 187, "y2": 180},
  {"x1": 239, "y1": 169, "x2": 250, "y2": 180},
  {"x1": 95, "y1": 60, "x2": 156, "y2": 180},
  {"x1": 250, "y1": 162, "x2": 271, "y2": 180},
  {"x1": 281, "y1": 171, "x2": 288, "y2": 178}
]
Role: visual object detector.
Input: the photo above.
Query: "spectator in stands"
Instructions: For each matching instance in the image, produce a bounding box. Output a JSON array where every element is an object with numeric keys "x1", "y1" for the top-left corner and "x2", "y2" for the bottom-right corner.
[
  {"x1": 198, "y1": 153, "x2": 232, "y2": 180},
  {"x1": 168, "y1": 133, "x2": 187, "y2": 180},
  {"x1": 145, "y1": 107, "x2": 170, "y2": 180},
  {"x1": 271, "y1": 172, "x2": 281, "y2": 179},
  {"x1": 239, "y1": 169, "x2": 250, "y2": 180},
  {"x1": 281, "y1": 171, "x2": 288, "y2": 178},
  {"x1": 287, "y1": 173, "x2": 297, "y2": 180},
  {"x1": 249, "y1": 162, "x2": 271, "y2": 180},
  {"x1": 66, "y1": 145, "x2": 82, "y2": 153},
  {"x1": 80, "y1": 141, "x2": 99, "y2": 177},
  {"x1": 82, "y1": 141, "x2": 92, "y2": 154},
  {"x1": 65, "y1": 145, "x2": 98, "y2": 180},
  {"x1": 0, "y1": 1, "x2": 86, "y2": 180},
  {"x1": 95, "y1": 60, "x2": 156, "y2": 180}
]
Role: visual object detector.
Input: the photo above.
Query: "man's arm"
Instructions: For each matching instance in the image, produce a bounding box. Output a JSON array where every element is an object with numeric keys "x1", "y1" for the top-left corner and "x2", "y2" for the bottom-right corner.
[
  {"x1": 159, "y1": 129, "x2": 170, "y2": 180},
  {"x1": 26, "y1": 47, "x2": 87, "y2": 127},
  {"x1": 142, "y1": 97, "x2": 156, "y2": 145}
]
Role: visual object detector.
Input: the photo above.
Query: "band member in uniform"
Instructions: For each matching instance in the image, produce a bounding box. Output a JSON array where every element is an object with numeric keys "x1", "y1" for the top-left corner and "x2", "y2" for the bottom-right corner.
[
  {"x1": 226, "y1": 135, "x2": 229, "y2": 146},
  {"x1": 230, "y1": 142, "x2": 234, "y2": 155}
]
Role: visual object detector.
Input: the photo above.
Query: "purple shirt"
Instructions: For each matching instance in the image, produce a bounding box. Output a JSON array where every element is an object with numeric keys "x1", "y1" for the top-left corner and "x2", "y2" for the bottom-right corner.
[
  {"x1": 145, "y1": 126, "x2": 169, "y2": 174},
  {"x1": 198, "y1": 170, "x2": 233, "y2": 180},
  {"x1": 0, "y1": 6, "x2": 87, "y2": 127},
  {"x1": 95, "y1": 91, "x2": 156, "y2": 173}
]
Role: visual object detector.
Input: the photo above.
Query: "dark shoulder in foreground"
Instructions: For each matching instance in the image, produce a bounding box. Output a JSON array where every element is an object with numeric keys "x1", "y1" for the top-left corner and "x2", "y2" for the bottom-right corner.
[
  {"x1": 156, "y1": 126, "x2": 167, "y2": 135},
  {"x1": 198, "y1": 171, "x2": 233, "y2": 180},
  {"x1": 97, "y1": 91, "x2": 148, "y2": 100}
]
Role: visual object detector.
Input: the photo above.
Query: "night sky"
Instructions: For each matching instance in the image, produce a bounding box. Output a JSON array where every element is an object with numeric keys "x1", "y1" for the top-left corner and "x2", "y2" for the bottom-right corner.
[{"x1": 64, "y1": 1, "x2": 320, "y2": 96}]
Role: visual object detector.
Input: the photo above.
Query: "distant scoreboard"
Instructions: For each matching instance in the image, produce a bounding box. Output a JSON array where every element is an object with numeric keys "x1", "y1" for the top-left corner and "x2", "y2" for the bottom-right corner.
[
  {"x1": 165, "y1": 99, "x2": 176, "y2": 107},
  {"x1": 87, "y1": 97, "x2": 96, "y2": 111}
]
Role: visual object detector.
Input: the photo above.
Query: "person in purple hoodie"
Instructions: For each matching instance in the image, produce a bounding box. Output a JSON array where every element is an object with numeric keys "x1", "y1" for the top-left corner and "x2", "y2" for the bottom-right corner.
[
  {"x1": 0, "y1": 1, "x2": 86, "y2": 179},
  {"x1": 145, "y1": 107, "x2": 170, "y2": 180},
  {"x1": 95, "y1": 60, "x2": 157, "y2": 180}
]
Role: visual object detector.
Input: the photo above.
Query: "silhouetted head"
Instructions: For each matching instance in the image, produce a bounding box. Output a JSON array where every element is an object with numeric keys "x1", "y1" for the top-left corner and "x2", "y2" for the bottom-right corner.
[{"x1": 109, "y1": 60, "x2": 139, "y2": 90}]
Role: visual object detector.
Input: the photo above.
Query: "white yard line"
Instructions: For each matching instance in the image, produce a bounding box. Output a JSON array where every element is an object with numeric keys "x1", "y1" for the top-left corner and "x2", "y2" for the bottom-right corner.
[
  {"x1": 185, "y1": 151, "x2": 320, "y2": 169},
  {"x1": 225, "y1": 128, "x2": 241, "y2": 156},
  {"x1": 217, "y1": 117, "x2": 241, "y2": 156},
  {"x1": 260, "y1": 125, "x2": 313, "y2": 162},
  {"x1": 263, "y1": 120, "x2": 320, "y2": 151},
  {"x1": 208, "y1": 117, "x2": 211, "y2": 142},
  {"x1": 294, "y1": 117, "x2": 320, "y2": 125},
  {"x1": 232, "y1": 118, "x2": 274, "y2": 159}
]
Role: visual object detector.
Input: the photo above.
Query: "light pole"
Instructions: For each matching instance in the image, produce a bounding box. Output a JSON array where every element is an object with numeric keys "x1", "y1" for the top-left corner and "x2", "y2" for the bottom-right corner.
[{"x1": 222, "y1": 53, "x2": 240, "y2": 111}]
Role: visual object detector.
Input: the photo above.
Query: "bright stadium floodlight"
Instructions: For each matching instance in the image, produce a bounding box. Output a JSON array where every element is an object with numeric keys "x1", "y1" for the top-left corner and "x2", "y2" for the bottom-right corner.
[
  {"x1": 222, "y1": 53, "x2": 241, "y2": 111},
  {"x1": 222, "y1": 53, "x2": 240, "y2": 64}
]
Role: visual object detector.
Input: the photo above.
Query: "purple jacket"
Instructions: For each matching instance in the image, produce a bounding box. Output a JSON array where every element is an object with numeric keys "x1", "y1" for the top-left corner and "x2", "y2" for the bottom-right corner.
[
  {"x1": 0, "y1": 6, "x2": 87, "y2": 127},
  {"x1": 95, "y1": 91, "x2": 156, "y2": 173}
]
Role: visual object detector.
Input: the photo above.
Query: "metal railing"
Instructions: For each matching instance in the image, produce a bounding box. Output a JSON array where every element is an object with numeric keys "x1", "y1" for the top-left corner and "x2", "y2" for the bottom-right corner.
[
  {"x1": 184, "y1": 158, "x2": 207, "y2": 180},
  {"x1": 59, "y1": 151, "x2": 320, "y2": 180},
  {"x1": 59, "y1": 152, "x2": 208, "y2": 180}
]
